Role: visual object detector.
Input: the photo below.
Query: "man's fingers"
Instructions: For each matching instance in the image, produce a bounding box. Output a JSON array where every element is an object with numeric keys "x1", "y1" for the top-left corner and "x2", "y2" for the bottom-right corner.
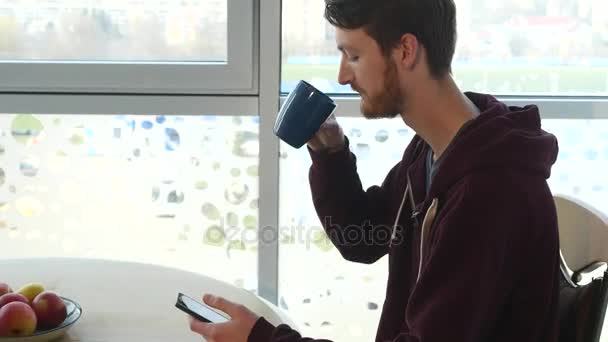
[
  {"x1": 189, "y1": 316, "x2": 215, "y2": 336},
  {"x1": 203, "y1": 294, "x2": 238, "y2": 317}
]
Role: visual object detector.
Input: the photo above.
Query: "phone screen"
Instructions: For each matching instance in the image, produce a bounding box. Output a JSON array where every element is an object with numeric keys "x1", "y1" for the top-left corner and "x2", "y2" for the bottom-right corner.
[{"x1": 176, "y1": 293, "x2": 230, "y2": 323}]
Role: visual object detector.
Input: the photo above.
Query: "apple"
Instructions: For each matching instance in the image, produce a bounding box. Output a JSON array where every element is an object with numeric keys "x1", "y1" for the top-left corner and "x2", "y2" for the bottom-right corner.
[
  {"x1": 17, "y1": 283, "x2": 45, "y2": 303},
  {"x1": 0, "y1": 283, "x2": 11, "y2": 297},
  {"x1": 0, "y1": 293, "x2": 29, "y2": 309},
  {"x1": 31, "y1": 291, "x2": 67, "y2": 330},
  {"x1": 0, "y1": 302, "x2": 37, "y2": 337}
]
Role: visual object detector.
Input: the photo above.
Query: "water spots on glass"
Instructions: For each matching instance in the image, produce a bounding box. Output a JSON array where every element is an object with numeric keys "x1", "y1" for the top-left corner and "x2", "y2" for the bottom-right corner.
[
  {"x1": 375, "y1": 130, "x2": 389, "y2": 143},
  {"x1": 362, "y1": 275, "x2": 374, "y2": 283},
  {"x1": 19, "y1": 156, "x2": 40, "y2": 177},
  {"x1": 167, "y1": 191, "x2": 184, "y2": 204},
  {"x1": 0, "y1": 145, "x2": 5, "y2": 155},
  {"x1": 233, "y1": 131, "x2": 259, "y2": 157},
  {"x1": 321, "y1": 322, "x2": 331, "y2": 327},
  {"x1": 279, "y1": 152, "x2": 288, "y2": 159},
  {"x1": 397, "y1": 129, "x2": 410, "y2": 136},
  {"x1": 249, "y1": 199, "x2": 258, "y2": 210},
  {"x1": 203, "y1": 226, "x2": 225, "y2": 246},
  {"x1": 367, "y1": 302, "x2": 378, "y2": 310},
  {"x1": 592, "y1": 185, "x2": 604, "y2": 192},
  {"x1": 151, "y1": 186, "x2": 160, "y2": 201},
  {"x1": 349, "y1": 128, "x2": 362, "y2": 138},
  {"x1": 227, "y1": 240, "x2": 246, "y2": 251},
  {"x1": 195, "y1": 181, "x2": 208, "y2": 190},
  {"x1": 280, "y1": 297, "x2": 289, "y2": 310},
  {"x1": 142, "y1": 121, "x2": 154, "y2": 129},
  {"x1": 355, "y1": 143, "x2": 370, "y2": 159},
  {"x1": 202, "y1": 203, "x2": 221, "y2": 220},
  {"x1": 226, "y1": 212, "x2": 239, "y2": 227},
  {"x1": 190, "y1": 157, "x2": 200, "y2": 167},
  {"x1": 212, "y1": 162, "x2": 221, "y2": 171},
  {"x1": 585, "y1": 149, "x2": 598, "y2": 161},
  {"x1": 164, "y1": 128, "x2": 180, "y2": 151},
  {"x1": 69, "y1": 127, "x2": 85, "y2": 145},
  {"x1": 304, "y1": 323, "x2": 311, "y2": 327},
  {"x1": 335, "y1": 276, "x2": 344, "y2": 281},
  {"x1": 313, "y1": 231, "x2": 333, "y2": 252},
  {"x1": 133, "y1": 149, "x2": 141, "y2": 157},
  {"x1": 15, "y1": 197, "x2": 44, "y2": 218},
  {"x1": 243, "y1": 215, "x2": 257, "y2": 230},
  {"x1": 303, "y1": 298, "x2": 311, "y2": 304},
  {"x1": 0, "y1": 169, "x2": 4, "y2": 187},
  {"x1": 246, "y1": 165, "x2": 258, "y2": 177},
  {"x1": 224, "y1": 182, "x2": 249, "y2": 205},
  {"x1": 11, "y1": 114, "x2": 44, "y2": 145},
  {"x1": 230, "y1": 168, "x2": 241, "y2": 177},
  {"x1": 155, "y1": 116, "x2": 166, "y2": 124},
  {"x1": 178, "y1": 232, "x2": 188, "y2": 241}
]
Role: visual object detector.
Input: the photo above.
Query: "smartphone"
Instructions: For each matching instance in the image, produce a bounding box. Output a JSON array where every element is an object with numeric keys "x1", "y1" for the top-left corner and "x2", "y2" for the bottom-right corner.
[{"x1": 175, "y1": 292, "x2": 230, "y2": 323}]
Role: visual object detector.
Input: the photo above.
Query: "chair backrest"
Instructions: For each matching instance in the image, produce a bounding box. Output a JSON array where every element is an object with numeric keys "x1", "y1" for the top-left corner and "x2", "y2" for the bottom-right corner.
[
  {"x1": 555, "y1": 194, "x2": 608, "y2": 273},
  {"x1": 555, "y1": 194, "x2": 608, "y2": 342}
]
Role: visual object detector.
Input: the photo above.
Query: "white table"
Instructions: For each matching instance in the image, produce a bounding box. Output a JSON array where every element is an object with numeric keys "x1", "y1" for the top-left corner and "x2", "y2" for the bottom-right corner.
[{"x1": 1, "y1": 258, "x2": 296, "y2": 341}]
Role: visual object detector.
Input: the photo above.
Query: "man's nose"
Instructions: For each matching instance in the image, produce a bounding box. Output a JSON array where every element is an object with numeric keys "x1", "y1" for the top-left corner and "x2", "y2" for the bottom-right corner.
[{"x1": 337, "y1": 59, "x2": 353, "y2": 85}]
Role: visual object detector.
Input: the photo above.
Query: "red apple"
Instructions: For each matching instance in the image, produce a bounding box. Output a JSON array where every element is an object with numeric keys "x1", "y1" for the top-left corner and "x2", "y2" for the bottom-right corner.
[
  {"x1": 0, "y1": 302, "x2": 37, "y2": 337},
  {"x1": 0, "y1": 283, "x2": 11, "y2": 297},
  {"x1": 0, "y1": 293, "x2": 29, "y2": 309},
  {"x1": 31, "y1": 291, "x2": 67, "y2": 330}
]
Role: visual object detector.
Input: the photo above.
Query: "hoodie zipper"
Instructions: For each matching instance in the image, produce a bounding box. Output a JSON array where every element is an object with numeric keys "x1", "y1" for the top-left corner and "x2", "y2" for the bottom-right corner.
[{"x1": 417, "y1": 198, "x2": 439, "y2": 283}]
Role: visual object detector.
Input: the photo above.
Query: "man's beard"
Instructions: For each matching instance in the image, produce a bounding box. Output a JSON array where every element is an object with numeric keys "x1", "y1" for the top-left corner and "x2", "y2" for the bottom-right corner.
[{"x1": 360, "y1": 59, "x2": 402, "y2": 119}]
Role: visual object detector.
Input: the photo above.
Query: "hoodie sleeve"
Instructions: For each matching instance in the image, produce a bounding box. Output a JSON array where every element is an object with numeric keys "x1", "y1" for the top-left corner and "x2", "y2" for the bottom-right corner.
[
  {"x1": 248, "y1": 318, "x2": 332, "y2": 342},
  {"x1": 307, "y1": 136, "x2": 403, "y2": 264}
]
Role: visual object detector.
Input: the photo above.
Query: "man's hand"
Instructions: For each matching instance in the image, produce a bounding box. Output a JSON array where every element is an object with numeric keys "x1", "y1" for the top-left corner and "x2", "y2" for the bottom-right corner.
[
  {"x1": 189, "y1": 294, "x2": 259, "y2": 342},
  {"x1": 307, "y1": 114, "x2": 345, "y2": 153}
]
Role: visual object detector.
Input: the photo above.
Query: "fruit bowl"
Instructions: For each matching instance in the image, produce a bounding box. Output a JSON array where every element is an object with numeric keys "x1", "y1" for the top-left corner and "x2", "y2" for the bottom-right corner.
[{"x1": 0, "y1": 297, "x2": 82, "y2": 342}]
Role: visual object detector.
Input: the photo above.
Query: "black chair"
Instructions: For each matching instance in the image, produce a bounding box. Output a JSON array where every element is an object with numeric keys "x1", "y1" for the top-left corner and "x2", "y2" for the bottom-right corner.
[{"x1": 559, "y1": 256, "x2": 608, "y2": 342}]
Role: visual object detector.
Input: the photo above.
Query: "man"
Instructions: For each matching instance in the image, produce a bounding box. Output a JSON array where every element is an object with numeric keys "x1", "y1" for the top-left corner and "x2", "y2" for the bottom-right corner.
[{"x1": 189, "y1": 0, "x2": 560, "y2": 341}]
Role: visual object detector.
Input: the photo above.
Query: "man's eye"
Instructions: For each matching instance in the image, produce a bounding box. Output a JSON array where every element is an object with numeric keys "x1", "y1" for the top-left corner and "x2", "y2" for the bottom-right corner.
[{"x1": 349, "y1": 56, "x2": 359, "y2": 62}]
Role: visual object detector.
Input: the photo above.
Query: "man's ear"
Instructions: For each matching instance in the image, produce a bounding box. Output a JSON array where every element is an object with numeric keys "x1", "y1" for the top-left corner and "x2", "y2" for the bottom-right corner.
[{"x1": 394, "y1": 33, "x2": 420, "y2": 71}]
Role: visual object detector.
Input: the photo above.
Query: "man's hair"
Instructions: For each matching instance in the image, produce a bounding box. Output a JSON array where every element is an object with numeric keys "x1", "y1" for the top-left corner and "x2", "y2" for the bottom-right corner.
[{"x1": 324, "y1": 0, "x2": 457, "y2": 79}]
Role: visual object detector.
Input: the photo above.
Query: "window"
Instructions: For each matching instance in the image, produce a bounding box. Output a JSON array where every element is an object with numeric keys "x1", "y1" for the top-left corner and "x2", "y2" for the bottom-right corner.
[
  {"x1": 0, "y1": 113, "x2": 259, "y2": 290},
  {"x1": 282, "y1": 0, "x2": 608, "y2": 96},
  {"x1": 0, "y1": 0, "x2": 255, "y2": 94}
]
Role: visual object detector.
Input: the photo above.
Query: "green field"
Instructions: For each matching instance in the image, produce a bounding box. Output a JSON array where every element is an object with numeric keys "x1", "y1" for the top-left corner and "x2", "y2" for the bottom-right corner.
[{"x1": 282, "y1": 64, "x2": 608, "y2": 95}]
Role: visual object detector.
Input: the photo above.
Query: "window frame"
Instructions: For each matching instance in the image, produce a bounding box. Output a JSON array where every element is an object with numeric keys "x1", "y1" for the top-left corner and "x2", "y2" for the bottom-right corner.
[{"x1": 0, "y1": 0, "x2": 256, "y2": 95}]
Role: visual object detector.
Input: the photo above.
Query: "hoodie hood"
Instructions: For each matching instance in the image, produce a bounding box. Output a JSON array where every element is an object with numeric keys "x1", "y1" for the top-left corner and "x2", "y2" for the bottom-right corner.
[{"x1": 428, "y1": 92, "x2": 559, "y2": 197}]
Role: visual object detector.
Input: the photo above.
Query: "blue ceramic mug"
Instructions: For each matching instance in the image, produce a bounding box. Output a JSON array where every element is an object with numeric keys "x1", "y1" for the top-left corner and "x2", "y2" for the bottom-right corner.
[{"x1": 273, "y1": 80, "x2": 337, "y2": 149}]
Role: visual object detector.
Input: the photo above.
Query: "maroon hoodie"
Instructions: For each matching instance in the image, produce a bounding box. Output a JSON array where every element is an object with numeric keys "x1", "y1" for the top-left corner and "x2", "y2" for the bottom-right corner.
[{"x1": 249, "y1": 92, "x2": 560, "y2": 342}]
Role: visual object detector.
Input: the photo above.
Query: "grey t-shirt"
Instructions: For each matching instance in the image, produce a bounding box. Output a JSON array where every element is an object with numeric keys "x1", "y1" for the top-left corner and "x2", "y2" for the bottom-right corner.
[{"x1": 425, "y1": 118, "x2": 477, "y2": 195}]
